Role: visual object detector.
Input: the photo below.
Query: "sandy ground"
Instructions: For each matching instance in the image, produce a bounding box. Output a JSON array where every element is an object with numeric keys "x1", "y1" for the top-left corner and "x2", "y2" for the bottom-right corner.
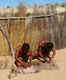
[{"x1": 0, "y1": 48, "x2": 66, "y2": 80}]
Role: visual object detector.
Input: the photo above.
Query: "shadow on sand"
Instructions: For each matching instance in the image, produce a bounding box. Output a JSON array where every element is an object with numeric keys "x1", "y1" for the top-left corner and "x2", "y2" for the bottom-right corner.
[{"x1": 33, "y1": 59, "x2": 59, "y2": 71}]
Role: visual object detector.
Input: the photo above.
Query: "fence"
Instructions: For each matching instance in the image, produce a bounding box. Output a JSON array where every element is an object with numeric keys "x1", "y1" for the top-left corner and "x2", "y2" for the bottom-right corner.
[{"x1": 0, "y1": 11, "x2": 66, "y2": 56}]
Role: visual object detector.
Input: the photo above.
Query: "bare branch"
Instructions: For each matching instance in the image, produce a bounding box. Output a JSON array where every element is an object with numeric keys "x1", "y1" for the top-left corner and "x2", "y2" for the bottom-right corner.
[{"x1": 0, "y1": 24, "x2": 15, "y2": 61}]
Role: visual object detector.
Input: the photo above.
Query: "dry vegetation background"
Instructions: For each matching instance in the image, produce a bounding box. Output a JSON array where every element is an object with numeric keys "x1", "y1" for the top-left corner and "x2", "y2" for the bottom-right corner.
[{"x1": 0, "y1": 4, "x2": 66, "y2": 56}]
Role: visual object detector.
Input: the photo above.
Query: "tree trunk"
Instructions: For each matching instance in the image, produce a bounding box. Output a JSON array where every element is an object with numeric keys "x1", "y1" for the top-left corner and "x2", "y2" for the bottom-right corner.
[{"x1": 0, "y1": 24, "x2": 15, "y2": 62}]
